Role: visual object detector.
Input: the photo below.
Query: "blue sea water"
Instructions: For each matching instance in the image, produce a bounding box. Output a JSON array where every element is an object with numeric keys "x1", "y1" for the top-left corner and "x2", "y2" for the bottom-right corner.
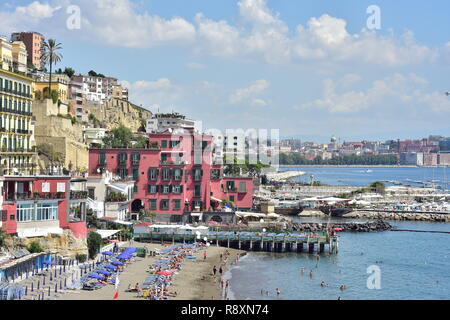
[
  {"x1": 226, "y1": 167, "x2": 450, "y2": 300},
  {"x1": 279, "y1": 166, "x2": 450, "y2": 190},
  {"x1": 227, "y1": 220, "x2": 450, "y2": 300}
]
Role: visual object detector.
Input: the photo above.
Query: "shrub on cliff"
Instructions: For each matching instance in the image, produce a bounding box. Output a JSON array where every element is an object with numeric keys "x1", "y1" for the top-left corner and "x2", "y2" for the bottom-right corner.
[
  {"x1": 76, "y1": 253, "x2": 87, "y2": 263},
  {"x1": 28, "y1": 241, "x2": 44, "y2": 253}
]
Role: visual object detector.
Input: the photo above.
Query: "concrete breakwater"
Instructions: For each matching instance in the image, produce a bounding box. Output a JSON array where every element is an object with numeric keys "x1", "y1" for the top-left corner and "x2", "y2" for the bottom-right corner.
[
  {"x1": 265, "y1": 170, "x2": 306, "y2": 182},
  {"x1": 344, "y1": 210, "x2": 450, "y2": 223},
  {"x1": 287, "y1": 220, "x2": 392, "y2": 233}
]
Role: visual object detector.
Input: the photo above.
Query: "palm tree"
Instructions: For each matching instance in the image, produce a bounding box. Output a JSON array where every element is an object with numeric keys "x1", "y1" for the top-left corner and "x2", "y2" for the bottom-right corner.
[{"x1": 41, "y1": 39, "x2": 63, "y2": 96}]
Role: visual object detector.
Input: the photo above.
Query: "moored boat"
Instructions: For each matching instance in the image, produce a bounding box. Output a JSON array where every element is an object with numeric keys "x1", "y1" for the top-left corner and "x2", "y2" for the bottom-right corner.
[{"x1": 319, "y1": 206, "x2": 353, "y2": 217}]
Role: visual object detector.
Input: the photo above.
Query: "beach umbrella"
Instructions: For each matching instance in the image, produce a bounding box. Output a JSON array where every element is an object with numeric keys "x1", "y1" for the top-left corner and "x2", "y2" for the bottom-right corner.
[
  {"x1": 89, "y1": 273, "x2": 104, "y2": 280},
  {"x1": 111, "y1": 261, "x2": 124, "y2": 266},
  {"x1": 156, "y1": 271, "x2": 172, "y2": 276},
  {"x1": 333, "y1": 228, "x2": 343, "y2": 232},
  {"x1": 96, "y1": 270, "x2": 111, "y2": 276},
  {"x1": 102, "y1": 251, "x2": 113, "y2": 256},
  {"x1": 105, "y1": 264, "x2": 117, "y2": 270}
]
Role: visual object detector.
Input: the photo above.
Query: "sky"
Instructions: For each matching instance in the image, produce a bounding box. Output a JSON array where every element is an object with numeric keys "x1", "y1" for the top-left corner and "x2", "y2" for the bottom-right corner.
[{"x1": 1, "y1": 0, "x2": 450, "y2": 143}]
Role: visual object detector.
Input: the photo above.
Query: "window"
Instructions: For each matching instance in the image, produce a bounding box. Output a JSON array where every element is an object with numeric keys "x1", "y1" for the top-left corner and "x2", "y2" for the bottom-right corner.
[
  {"x1": 161, "y1": 153, "x2": 168, "y2": 163},
  {"x1": 170, "y1": 140, "x2": 180, "y2": 148},
  {"x1": 57, "y1": 182, "x2": 66, "y2": 193},
  {"x1": 88, "y1": 187, "x2": 95, "y2": 199},
  {"x1": 229, "y1": 195, "x2": 235, "y2": 203},
  {"x1": 239, "y1": 181, "x2": 247, "y2": 193},
  {"x1": 16, "y1": 204, "x2": 34, "y2": 222},
  {"x1": 226, "y1": 181, "x2": 236, "y2": 192},
  {"x1": 161, "y1": 140, "x2": 167, "y2": 148},
  {"x1": 148, "y1": 168, "x2": 159, "y2": 181},
  {"x1": 41, "y1": 182, "x2": 50, "y2": 193},
  {"x1": 193, "y1": 168, "x2": 202, "y2": 181},
  {"x1": 99, "y1": 152, "x2": 106, "y2": 165},
  {"x1": 194, "y1": 185, "x2": 201, "y2": 197},
  {"x1": 173, "y1": 168, "x2": 182, "y2": 181},
  {"x1": 173, "y1": 199, "x2": 181, "y2": 210},
  {"x1": 172, "y1": 185, "x2": 182, "y2": 194},
  {"x1": 211, "y1": 169, "x2": 221, "y2": 180},
  {"x1": 160, "y1": 199, "x2": 169, "y2": 210},
  {"x1": 161, "y1": 168, "x2": 170, "y2": 181},
  {"x1": 117, "y1": 168, "x2": 128, "y2": 179},
  {"x1": 118, "y1": 152, "x2": 128, "y2": 165},
  {"x1": 148, "y1": 185, "x2": 157, "y2": 194},
  {"x1": 132, "y1": 168, "x2": 139, "y2": 181},
  {"x1": 36, "y1": 203, "x2": 58, "y2": 221},
  {"x1": 149, "y1": 199, "x2": 157, "y2": 210},
  {"x1": 161, "y1": 185, "x2": 170, "y2": 194},
  {"x1": 131, "y1": 152, "x2": 140, "y2": 165}
]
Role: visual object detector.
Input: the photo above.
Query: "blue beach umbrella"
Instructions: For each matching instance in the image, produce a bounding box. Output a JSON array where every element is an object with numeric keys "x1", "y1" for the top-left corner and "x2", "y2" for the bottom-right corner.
[
  {"x1": 104, "y1": 265, "x2": 117, "y2": 270},
  {"x1": 89, "y1": 273, "x2": 104, "y2": 280},
  {"x1": 111, "y1": 260, "x2": 124, "y2": 266},
  {"x1": 96, "y1": 270, "x2": 111, "y2": 276},
  {"x1": 102, "y1": 251, "x2": 113, "y2": 256},
  {"x1": 31, "y1": 282, "x2": 34, "y2": 292}
]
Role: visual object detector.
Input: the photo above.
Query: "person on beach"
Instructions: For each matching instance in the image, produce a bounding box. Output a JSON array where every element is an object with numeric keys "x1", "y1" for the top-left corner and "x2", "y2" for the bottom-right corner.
[
  {"x1": 301, "y1": 267, "x2": 304, "y2": 275},
  {"x1": 204, "y1": 251, "x2": 207, "y2": 261},
  {"x1": 219, "y1": 266, "x2": 223, "y2": 276},
  {"x1": 213, "y1": 266, "x2": 217, "y2": 276},
  {"x1": 310, "y1": 270, "x2": 313, "y2": 279},
  {"x1": 276, "y1": 288, "x2": 281, "y2": 296},
  {"x1": 226, "y1": 280, "x2": 230, "y2": 289}
]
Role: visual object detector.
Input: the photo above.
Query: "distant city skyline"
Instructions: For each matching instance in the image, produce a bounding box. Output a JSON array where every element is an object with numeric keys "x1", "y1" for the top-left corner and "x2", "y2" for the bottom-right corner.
[{"x1": 1, "y1": 0, "x2": 450, "y2": 140}]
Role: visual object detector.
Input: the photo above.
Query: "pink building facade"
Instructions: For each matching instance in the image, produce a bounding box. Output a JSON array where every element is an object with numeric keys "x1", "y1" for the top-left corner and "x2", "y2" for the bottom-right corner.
[
  {"x1": 88, "y1": 131, "x2": 254, "y2": 222},
  {"x1": 1, "y1": 176, "x2": 87, "y2": 238}
]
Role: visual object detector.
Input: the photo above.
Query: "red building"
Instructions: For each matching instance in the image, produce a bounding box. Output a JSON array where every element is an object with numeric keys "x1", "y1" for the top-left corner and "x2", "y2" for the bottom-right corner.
[
  {"x1": 88, "y1": 131, "x2": 254, "y2": 222},
  {"x1": 1, "y1": 176, "x2": 87, "y2": 238}
]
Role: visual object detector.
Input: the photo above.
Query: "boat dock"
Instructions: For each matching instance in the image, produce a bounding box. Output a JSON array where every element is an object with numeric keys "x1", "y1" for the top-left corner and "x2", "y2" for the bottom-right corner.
[{"x1": 134, "y1": 231, "x2": 339, "y2": 255}]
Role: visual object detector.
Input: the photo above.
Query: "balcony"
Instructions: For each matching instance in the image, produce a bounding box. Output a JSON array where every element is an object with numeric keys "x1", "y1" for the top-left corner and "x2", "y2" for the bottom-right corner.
[
  {"x1": 5, "y1": 192, "x2": 66, "y2": 201},
  {"x1": 70, "y1": 191, "x2": 88, "y2": 200},
  {"x1": 105, "y1": 192, "x2": 128, "y2": 203},
  {"x1": 160, "y1": 160, "x2": 186, "y2": 166}
]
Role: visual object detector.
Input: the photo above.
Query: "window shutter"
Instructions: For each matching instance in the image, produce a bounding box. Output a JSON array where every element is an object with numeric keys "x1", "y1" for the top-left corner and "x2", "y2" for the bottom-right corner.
[
  {"x1": 169, "y1": 185, "x2": 173, "y2": 193},
  {"x1": 180, "y1": 185, "x2": 183, "y2": 193}
]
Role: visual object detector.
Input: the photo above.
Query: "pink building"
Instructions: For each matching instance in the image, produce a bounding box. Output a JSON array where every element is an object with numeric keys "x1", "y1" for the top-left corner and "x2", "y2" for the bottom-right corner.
[
  {"x1": 1, "y1": 176, "x2": 87, "y2": 238},
  {"x1": 88, "y1": 131, "x2": 254, "y2": 222}
]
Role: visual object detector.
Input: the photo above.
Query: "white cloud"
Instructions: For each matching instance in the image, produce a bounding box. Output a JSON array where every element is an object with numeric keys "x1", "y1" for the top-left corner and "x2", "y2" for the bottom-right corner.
[
  {"x1": 0, "y1": 1, "x2": 61, "y2": 33},
  {"x1": 15, "y1": 1, "x2": 61, "y2": 19},
  {"x1": 296, "y1": 73, "x2": 450, "y2": 114},
  {"x1": 229, "y1": 79, "x2": 270, "y2": 105}
]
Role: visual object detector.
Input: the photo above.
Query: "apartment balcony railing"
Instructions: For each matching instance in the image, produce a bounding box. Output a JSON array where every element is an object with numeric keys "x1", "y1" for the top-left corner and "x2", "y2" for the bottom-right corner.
[
  {"x1": 70, "y1": 191, "x2": 88, "y2": 200},
  {"x1": 160, "y1": 160, "x2": 186, "y2": 166},
  {"x1": 0, "y1": 107, "x2": 32, "y2": 116},
  {"x1": 0, "y1": 147, "x2": 35, "y2": 154},
  {"x1": 0, "y1": 87, "x2": 33, "y2": 99},
  {"x1": 6, "y1": 192, "x2": 66, "y2": 201}
]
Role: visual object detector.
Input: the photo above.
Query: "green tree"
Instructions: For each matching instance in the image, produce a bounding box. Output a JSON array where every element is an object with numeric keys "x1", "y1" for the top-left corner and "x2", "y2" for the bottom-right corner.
[
  {"x1": 63, "y1": 67, "x2": 75, "y2": 78},
  {"x1": 102, "y1": 125, "x2": 133, "y2": 148},
  {"x1": 87, "y1": 232, "x2": 102, "y2": 259},
  {"x1": 28, "y1": 241, "x2": 44, "y2": 253},
  {"x1": 370, "y1": 181, "x2": 386, "y2": 195},
  {"x1": 41, "y1": 39, "x2": 63, "y2": 94}
]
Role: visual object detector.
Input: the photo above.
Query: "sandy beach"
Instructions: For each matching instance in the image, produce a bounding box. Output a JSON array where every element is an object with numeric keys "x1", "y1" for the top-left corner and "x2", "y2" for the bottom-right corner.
[{"x1": 56, "y1": 241, "x2": 244, "y2": 301}]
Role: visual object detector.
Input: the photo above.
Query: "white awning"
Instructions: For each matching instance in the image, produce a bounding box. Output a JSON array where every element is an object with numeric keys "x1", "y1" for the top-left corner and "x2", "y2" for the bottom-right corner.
[
  {"x1": 211, "y1": 197, "x2": 223, "y2": 203},
  {"x1": 96, "y1": 229, "x2": 121, "y2": 239}
]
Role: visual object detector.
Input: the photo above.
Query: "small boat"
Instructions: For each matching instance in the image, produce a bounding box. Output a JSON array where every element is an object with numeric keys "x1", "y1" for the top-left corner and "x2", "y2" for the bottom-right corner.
[
  {"x1": 365, "y1": 169, "x2": 373, "y2": 173},
  {"x1": 319, "y1": 206, "x2": 353, "y2": 217}
]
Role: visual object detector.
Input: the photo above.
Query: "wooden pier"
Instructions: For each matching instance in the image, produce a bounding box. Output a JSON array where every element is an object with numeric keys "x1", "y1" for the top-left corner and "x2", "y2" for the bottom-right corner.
[{"x1": 134, "y1": 231, "x2": 339, "y2": 254}]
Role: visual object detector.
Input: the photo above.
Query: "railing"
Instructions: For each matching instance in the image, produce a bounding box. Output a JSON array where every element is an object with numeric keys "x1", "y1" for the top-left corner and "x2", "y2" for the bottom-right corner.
[
  {"x1": 0, "y1": 107, "x2": 32, "y2": 116},
  {"x1": 6, "y1": 192, "x2": 66, "y2": 201},
  {"x1": 160, "y1": 160, "x2": 186, "y2": 166},
  {"x1": 70, "y1": 191, "x2": 88, "y2": 200}
]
